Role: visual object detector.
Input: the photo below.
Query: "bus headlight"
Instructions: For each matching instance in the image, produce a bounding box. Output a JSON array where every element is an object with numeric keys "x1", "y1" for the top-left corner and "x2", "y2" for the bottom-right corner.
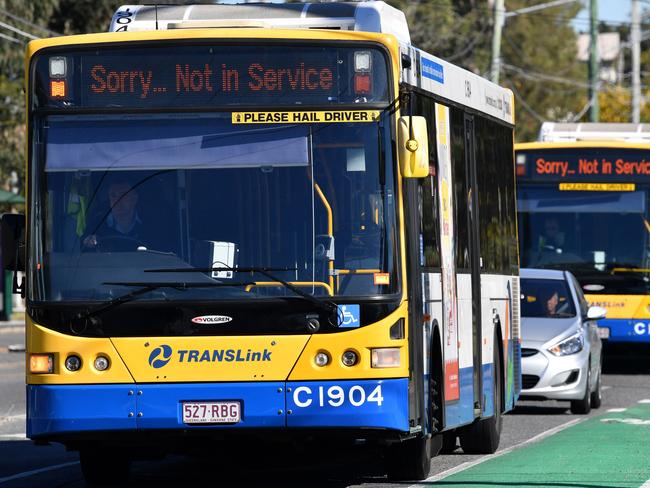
[
  {"x1": 341, "y1": 350, "x2": 359, "y2": 367},
  {"x1": 30, "y1": 353, "x2": 54, "y2": 374},
  {"x1": 64, "y1": 355, "x2": 82, "y2": 372},
  {"x1": 94, "y1": 356, "x2": 110, "y2": 371},
  {"x1": 314, "y1": 351, "x2": 330, "y2": 367},
  {"x1": 371, "y1": 348, "x2": 400, "y2": 368}
]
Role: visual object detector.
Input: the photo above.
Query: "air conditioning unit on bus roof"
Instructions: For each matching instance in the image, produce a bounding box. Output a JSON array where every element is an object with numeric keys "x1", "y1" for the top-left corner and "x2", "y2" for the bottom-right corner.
[
  {"x1": 540, "y1": 122, "x2": 650, "y2": 142},
  {"x1": 110, "y1": 2, "x2": 411, "y2": 44}
]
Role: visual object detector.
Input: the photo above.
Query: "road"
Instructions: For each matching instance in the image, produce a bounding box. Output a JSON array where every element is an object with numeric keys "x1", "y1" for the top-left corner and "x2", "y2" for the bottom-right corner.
[{"x1": 1, "y1": 324, "x2": 649, "y2": 487}]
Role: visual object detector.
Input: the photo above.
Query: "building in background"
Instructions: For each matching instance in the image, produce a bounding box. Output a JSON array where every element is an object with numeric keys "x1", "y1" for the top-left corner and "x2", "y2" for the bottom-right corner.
[{"x1": 577, "y1": 32, "x2": 622, "y2": 84}]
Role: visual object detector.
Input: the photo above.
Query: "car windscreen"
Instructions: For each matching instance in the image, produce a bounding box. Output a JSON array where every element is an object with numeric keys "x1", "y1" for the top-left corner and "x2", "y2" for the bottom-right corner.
[{"x1": 520, "y1": 278, "x2": 576, "y2": 318}]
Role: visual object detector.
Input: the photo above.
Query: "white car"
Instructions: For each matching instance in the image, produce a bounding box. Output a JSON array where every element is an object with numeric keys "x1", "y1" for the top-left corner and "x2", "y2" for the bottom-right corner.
[{"x1": 519, "y1": 268, "x2": 606, "y2": 414}]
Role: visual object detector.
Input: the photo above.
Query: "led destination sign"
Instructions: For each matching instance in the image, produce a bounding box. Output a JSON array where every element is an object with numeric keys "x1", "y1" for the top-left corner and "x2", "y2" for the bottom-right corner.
[
  {"x1": 88, "y1": 59, "x2": 335, "y2": 99},
  {"x1": 519, "y1": 149, "x2": 650, "y2": 182},
  {"x1": 33, "y1": 45, "x2": 389, "y2": 109}
]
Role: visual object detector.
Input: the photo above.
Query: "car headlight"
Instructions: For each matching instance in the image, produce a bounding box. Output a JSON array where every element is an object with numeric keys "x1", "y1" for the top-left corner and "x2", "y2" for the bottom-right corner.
[{"x1": 548, "y1": 332, "x2": 584, "y2": 356}]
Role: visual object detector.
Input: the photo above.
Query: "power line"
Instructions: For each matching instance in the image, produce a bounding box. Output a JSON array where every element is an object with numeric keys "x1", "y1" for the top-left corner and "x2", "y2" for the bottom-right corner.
[
  {"x1": 0, "y1": 31, "x2": 21, "y2": 44},
  {"x1": 0, "y1": 7, "x2": 60, "y2": 37},
  {"x1": 0, "y1": 18, "x2": 38, "y2": 40},
  {"x1": 504, "y1": 79, "x2": 546, "y2": 122},
  {"x1": 502, "y1": 62, "x2": 592, "y2": 88}
]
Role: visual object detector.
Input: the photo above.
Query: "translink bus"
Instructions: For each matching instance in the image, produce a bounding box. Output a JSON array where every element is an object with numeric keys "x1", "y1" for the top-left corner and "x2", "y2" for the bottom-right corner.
[
  {"x1": 516, "y1": 123, "x2": 650, "y2": 347},
  {"x1": 4, "y1": 2, "x2": 520, "y2": 483}
]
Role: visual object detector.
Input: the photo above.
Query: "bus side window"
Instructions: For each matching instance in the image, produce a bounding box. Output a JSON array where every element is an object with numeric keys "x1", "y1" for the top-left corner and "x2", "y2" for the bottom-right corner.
[
  {"x1": 411, "y1": 93, "x2": 440, "y2": 269},
  {"x1": 419, "y1": 175, "x2": 440, "y2": 268}
]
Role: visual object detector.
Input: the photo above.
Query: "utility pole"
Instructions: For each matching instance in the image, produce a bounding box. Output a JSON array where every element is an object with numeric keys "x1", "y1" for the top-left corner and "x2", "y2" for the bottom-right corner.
[
  {"x1": 589, "y1": 0, "x2": 599, "y2": 121},
  {"x1": 490, "y1": 0, "x2": 505, "y2": 84},
  {"x1": 632, "y1": 0, "x2": 641, "y2": 123}
]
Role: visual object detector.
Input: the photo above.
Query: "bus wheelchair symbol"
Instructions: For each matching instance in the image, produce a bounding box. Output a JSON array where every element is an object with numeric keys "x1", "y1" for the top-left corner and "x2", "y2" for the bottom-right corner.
[{"x1": 337, "y1": 304, "x2": 360, "y2": 328}]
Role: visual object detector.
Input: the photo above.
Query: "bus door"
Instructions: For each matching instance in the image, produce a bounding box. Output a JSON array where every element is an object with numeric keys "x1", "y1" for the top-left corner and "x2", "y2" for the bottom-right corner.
[{"x1": 463, "y1": 114, "x2": 483, "y2": 415}]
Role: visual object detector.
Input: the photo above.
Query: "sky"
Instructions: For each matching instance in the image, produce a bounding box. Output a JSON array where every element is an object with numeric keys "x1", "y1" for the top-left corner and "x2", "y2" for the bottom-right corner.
[{"x1": 573, "y1": 0, "x2": 634, "y2": 32}]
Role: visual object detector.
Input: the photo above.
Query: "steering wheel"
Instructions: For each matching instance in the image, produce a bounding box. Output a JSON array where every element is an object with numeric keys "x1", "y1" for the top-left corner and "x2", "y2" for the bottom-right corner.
[{"x1": 95, "y1": 235, "x2": 145, "y2": 252}]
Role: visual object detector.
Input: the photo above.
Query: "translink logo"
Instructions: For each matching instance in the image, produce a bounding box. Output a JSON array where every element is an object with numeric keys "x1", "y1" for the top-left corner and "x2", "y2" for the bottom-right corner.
[{"x1": 147, "y1": 345, "x2": 272, "y2": 368}]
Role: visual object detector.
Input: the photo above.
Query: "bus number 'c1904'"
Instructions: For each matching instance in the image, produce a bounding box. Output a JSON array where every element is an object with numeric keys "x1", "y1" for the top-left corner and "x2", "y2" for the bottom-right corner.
[{"x1": 292, "y1": 384, "x2": 384, "y2": 408}]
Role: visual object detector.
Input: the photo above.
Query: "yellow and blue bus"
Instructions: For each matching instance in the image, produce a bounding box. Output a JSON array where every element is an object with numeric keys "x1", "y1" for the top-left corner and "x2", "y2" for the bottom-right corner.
[
  {"x1": 3, "y1": 2, "x2": 520, "y2": 483},
  {"x1": 516, "y1": 123, "x2": 650, "y2": 347}
]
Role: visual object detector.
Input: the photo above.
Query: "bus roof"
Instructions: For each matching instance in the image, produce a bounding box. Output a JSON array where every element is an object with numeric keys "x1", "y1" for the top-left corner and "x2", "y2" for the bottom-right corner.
[
  {"x1": 538, "y1": 122, "x2": 650, "y2": 142},
  {"x1": 110, "y1": 2, "x2": 411, "y2": 43},
  {"x1": 109, "y1": 2, "x2": 514, "y2": 125}
]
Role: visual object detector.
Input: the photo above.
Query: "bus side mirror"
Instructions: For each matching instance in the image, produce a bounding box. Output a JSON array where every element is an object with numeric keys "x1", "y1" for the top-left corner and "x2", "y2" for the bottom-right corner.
[
  {"x1": 397, "y1": 116, "x2": 429, "y2": 178},
  {"x1": 1, "y1": 213, "x2": 26, "y2": 272}
]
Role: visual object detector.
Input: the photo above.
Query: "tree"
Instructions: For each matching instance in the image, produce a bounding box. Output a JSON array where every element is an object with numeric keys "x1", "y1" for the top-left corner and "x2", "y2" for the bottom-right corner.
[
  {"x1": 388, "y1": 1, "x2": 586, "y2": 142},
  {"x1": 0, "y1": 0, "x2": 58, "y2": 195},
  {"x1": 387, "y1": 0, "x2": 491, "y2": 74}
]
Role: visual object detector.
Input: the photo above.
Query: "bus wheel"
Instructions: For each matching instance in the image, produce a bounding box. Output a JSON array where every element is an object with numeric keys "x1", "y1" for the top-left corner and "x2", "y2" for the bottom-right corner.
[
  {"x1": 459, "y1": 335, "x2": 503, "y2": 454},
  {"x1": 440, "y1": 431, "x2": 458, "y2": 453},
  {"x1": 80, "y1": 449, "x2": 131, "y2": 485},
  {"x1": 386, "y1": 436, "x2": 432, "y2": 481}
]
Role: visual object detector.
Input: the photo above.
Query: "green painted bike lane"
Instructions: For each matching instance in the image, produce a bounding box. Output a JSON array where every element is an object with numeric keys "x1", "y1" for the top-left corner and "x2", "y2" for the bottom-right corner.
[{"x1": 435, "y1": 404, "x2": 650, "y2": 487}]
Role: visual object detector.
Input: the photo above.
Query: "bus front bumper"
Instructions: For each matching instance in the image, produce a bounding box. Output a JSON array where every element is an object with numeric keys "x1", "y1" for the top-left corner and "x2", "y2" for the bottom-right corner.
[
  {"x1": 27, "y1": 379, "x2": 409, "y2": 439},
  {"x1": 597, "y1": 318, "x2": 650, "y2": 343}
]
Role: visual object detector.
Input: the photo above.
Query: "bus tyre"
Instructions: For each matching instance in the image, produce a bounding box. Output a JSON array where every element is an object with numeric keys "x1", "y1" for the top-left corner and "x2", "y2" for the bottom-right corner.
[
  {"x1": 571, "y1": 362, "x2": 592, "y2": 414},
  {"x1": 80, "y1": 449, "x2": 131, "y2": 485},
  {"x1": 590, "y1": 361, "x2": 602, "y2": 409},
  {"x1": 459, "y1": 336, "x2": 503, "y2": 455},
  {"x1": 440, "y1": 432, "x2": 458, "y2": 453},
  {"x1": 386, "y1": 436, "x2": 432, "y2": 481}
]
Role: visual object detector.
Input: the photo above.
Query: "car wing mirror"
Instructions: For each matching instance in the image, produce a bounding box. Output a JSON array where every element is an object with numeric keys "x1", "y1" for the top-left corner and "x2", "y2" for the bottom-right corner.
[{"x1": 586, "y1": 305, "x2": 607, "y2": 321}]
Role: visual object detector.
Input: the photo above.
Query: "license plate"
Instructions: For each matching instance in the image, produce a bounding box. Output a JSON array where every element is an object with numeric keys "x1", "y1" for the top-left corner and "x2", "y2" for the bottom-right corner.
[
  {"x1": 597, "y1": 327, "x2": 610, "y2": 339},
  {"x1": 182, "y1": 401, "x2": 241, "y2": 424}
]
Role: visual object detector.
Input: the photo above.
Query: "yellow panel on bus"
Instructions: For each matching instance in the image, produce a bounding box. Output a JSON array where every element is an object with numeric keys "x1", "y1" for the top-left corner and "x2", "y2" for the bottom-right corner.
[
  {"x1": 288, "y1": 303, "x2": 409, "y2": 381},
  {"x1": 111, "y1": 335, "x2": 310, "y2": 383},
  {"x1": 26, "y1": 319, "x2": 134, "y2": 385},
  {"x1": 586, "y1": 295, "x2": 650, "y2": 320}
]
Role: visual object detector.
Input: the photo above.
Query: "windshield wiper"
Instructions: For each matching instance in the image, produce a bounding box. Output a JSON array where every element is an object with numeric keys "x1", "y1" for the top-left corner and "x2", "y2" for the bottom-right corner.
[
  {"x1": 82, "y1": 281, "x2": 254, "y2": 320},
  {"x1": 145, "y1": 266, "x2": 339, "y2": 316}
]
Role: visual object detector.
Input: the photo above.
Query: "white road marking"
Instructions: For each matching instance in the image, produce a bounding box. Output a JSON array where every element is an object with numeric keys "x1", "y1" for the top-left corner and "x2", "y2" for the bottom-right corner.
[
  {"x1": 601, "y1": 418, "x2": 650, "y2": 425},
  {"x1": 606, "y1": 408, "x2": 627, "y2": 412},
  {"x1": 0, "y1": 461, "x2": 79, "y2": 484},
  {"x1": 638, "y1": 399, "x2": 650, "y2": 404},
  {"x1": 602, "y1": 386, "x2": 612, "y2": 391},
  {"x1": 408, "y1": 418, "x2": 584, "y2": 487}
]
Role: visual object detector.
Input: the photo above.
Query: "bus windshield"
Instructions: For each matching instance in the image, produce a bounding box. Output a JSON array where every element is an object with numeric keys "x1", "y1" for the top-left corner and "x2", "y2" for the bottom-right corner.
[
  {"x1": 518, "y1": 187, "x2": 650, "y2": 294},
  {"x1": 32, "y1": 112, "x2": 398, "y2": 303}
]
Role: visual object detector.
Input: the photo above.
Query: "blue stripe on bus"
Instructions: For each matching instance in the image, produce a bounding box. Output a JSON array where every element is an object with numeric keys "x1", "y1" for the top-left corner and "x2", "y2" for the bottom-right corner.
[
  {"x1": 598, "y1": 318, "x2": 650, "y2": 342},
  {"x1": 285, "y1": 379, "x2": 409, "y2": 431},
  {"x1": 481, "y1": 363, "x2": 494, "y2": 418},
  {"x1": 27, "y1": 379, "x2": 409, "y2": 438},
  {"x1": 27, "y1": 384, "x2": 137, "y2": 437},
  {"x1": 444, "y1": 366, "x2": 475, "y2": 428}
]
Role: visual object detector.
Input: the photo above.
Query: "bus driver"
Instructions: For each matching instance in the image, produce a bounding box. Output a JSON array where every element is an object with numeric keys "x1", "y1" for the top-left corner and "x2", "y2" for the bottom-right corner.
[{"x1": 82, "y1": 179, "x2": 149, "y2": 251}]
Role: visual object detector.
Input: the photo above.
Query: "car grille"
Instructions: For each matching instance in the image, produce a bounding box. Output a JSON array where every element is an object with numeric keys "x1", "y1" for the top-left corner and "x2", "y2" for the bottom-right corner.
[
  {"x1": 521, "y1": 348, "x2": 539, "y2": 358},
  {"x1": 522, "y1": 374, "x2": 540, "y2": 389}
]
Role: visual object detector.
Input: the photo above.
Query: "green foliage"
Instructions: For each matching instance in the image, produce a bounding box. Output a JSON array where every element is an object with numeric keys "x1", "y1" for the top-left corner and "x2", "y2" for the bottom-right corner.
[
  {"x1": 500, "y1": 0, "x2": 587, "y2": 141},
  {"x1": 48, "y1": 0, "x2": 124, "y2": 35},
  {"x1": 386, "y1": 0, "x2": 491, "y2": 73},
  {"x1": 0, "y1": 0, "x2": 58, "y2": 195},
  {"x1": 389, "y1": 0, "x2": 586, "y2": 142}
]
